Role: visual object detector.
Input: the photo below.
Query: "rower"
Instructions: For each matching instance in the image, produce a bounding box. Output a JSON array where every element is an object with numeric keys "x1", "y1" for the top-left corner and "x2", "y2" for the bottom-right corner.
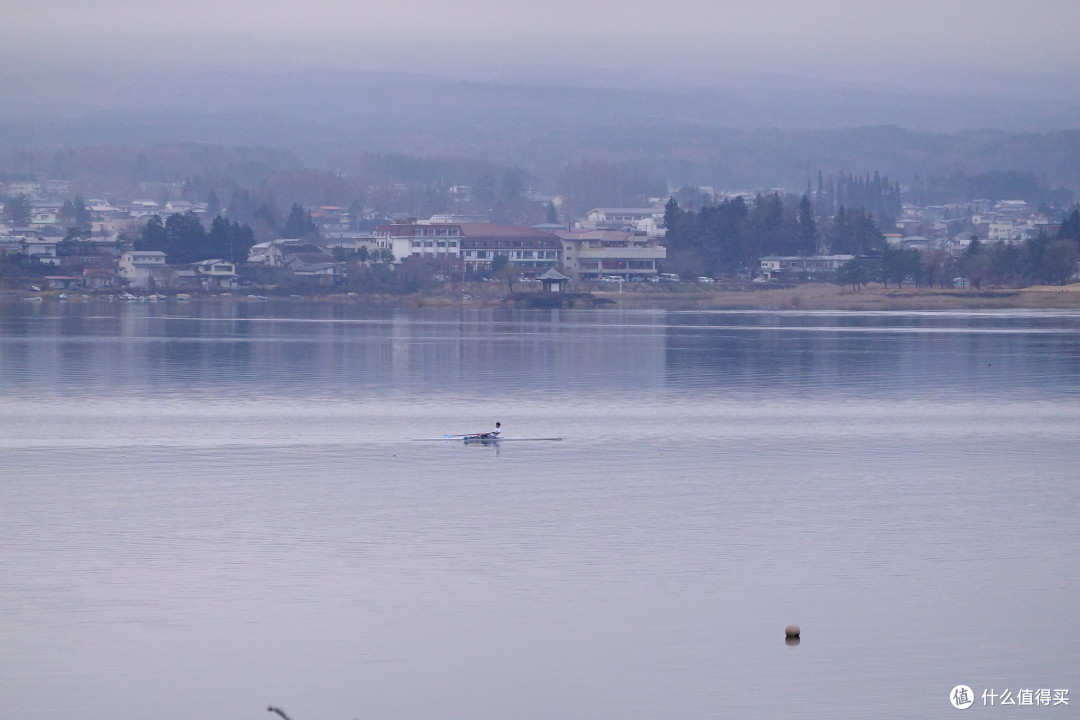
[{"x1": 488, "y1": 422, "x2": 501, "y2": 438}]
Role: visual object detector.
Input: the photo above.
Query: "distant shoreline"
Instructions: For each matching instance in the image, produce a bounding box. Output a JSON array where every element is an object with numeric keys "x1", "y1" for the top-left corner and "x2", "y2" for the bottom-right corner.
[
  {"x1": 590, "y1": 283, "x2": 1080, "y2": 311},
  {"x1": 5, "y1": 283, "x2": 1080, "y2": 311}
]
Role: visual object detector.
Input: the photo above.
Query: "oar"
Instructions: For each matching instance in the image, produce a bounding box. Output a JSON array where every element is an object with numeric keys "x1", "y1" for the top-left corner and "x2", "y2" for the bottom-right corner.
[
  {"x1": 412, "y1": 437, "x2": 562, "y2": 442},
  {"x1": 490, "y1": 437, "x2": 562, "y2": 441}
]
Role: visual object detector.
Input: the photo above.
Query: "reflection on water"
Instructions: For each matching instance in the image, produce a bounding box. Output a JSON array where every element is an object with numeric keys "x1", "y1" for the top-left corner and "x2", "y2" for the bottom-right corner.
[
  {"x1": 4, "y1": 304, "x2": 1079, "y2": 402},
  {"x1": 1, "y1": 302, "x2": 1079, "y2": 720}
]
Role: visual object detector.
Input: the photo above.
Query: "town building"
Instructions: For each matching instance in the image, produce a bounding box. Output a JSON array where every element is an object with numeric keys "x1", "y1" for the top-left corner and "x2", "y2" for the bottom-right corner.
[
  {"x1": 988, "y1": 218, "x2": 1038, "y2": 244},
  {"x1": 7, "y1": 180, "x2": 42, "y2": 198},
  {"x1": 192, "y1": 259, "x2": 239, "y2": 289},
  {"x1": 286, "y1": 256, "x2": 345, "y2": 285},
  {"x1": 375, "y1": 222, "x2": 562, "y2": 274},
  {"x1": 580, "y1": 207, "x2": 666, "y2": 236},
  {"x1": 44, "y1": 275, "x2": 81, "y2": 290},
  {"x1": 758, "y1": 255, "x2": 855, "y2": 281},
  {"x1": 555, "y1": 228, "x2": 666, "y2": 281},
  {"x1": 119, "y1": 250, "x2": 168, "y2": 288},
  {"x1": 82, "y1": 267, "x2": 120, "y2": 289},
  {"x1": 247, "y1": 239, "x2": 331, "y2": 267},
  {"x1": 20, "y1": 237, "x2": 61, "y2": 265}
]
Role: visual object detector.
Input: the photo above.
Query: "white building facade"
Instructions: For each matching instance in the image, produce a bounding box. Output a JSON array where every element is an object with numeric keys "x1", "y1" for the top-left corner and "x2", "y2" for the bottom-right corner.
[
  {"x1": 119, "y1": 250, "x2": 168, "y2": 288},
  {"x1": 556, "y1": 229, "x2": 666, "y2": 281}
]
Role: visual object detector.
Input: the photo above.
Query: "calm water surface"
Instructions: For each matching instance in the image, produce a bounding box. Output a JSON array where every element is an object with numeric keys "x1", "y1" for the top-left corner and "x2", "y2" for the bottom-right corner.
[{"x1": 2, "y1": 302, "x2": 1079, "y2": 720}]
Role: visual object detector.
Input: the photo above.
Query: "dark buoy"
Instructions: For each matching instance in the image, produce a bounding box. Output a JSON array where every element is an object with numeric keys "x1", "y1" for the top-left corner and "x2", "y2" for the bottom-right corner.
[{"x1": 785, "y1": 624, "x2": 801, "y2": 638}]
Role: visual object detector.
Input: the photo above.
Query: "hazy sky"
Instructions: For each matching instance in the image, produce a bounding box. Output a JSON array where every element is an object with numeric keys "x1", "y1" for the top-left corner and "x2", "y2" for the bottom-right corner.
[{"x1": 7, "y1": 0, "x2": 1080, "y2": 94}]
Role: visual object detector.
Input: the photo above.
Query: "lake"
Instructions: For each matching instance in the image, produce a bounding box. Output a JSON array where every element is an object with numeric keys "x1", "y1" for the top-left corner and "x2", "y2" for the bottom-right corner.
[{"x1": 2, "y1": 301, "x2": 1078, "y2": 720}]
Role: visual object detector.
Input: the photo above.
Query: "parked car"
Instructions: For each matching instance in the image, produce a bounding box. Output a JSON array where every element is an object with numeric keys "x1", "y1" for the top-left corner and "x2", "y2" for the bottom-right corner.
[
  {"x1": 696, "y1": 277, "x2": 715, "y2": 283},
  {"x1": 602, "y1": 275, "x2": 626, "y2": 283}
]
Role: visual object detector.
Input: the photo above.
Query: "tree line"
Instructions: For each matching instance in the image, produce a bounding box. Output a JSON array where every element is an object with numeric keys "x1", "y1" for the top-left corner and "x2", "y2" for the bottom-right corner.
[
  {"x1": 135, "y1": 213, "x2": 256, "y2": 265},
  {"x1": 909, "y1": 171, "x2": 1074, "y2": 208},
  {"x1": 663, "y1": 193, "x2": 886, "y2": 277},
  {"x1": 812, "y1": 171, "x2": 902, "y2": 222},
  {"x1": 665, "y1": 194, "x2": 1080, "y2": 289},
  {"x1": 835, "y1": 211, "x2": 1080, "y2": 290}
]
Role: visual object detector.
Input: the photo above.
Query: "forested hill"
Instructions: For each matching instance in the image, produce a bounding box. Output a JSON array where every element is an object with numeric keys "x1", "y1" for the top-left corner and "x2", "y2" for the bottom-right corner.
[
  {"x1": 4, "y1": 129, "x2": 1079, "y2": 199},
  {"x1": 2, "y1": 56, "x2": 1079, "y2": 190}
]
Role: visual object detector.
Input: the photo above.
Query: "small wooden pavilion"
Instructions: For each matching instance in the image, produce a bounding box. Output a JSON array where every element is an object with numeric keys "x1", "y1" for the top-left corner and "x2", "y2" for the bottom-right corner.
[{"x1": 537, "y1": 268, "x2": 570, "y2": 294}]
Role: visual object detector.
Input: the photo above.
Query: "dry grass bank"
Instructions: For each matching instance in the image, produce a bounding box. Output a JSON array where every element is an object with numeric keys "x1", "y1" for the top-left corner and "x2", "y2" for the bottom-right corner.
[
  {"x1": 593, "y1": 283, "x2": 1080, "y2": 311},
  {"x1": 7, "y1": 282, "x2": 1080, "y2": 312}
]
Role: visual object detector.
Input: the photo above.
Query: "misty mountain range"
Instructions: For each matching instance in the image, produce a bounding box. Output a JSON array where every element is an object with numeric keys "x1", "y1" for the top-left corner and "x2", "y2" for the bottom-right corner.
[{"x1": 2, "y1": 55, "x2": 1079, "y2": 191}]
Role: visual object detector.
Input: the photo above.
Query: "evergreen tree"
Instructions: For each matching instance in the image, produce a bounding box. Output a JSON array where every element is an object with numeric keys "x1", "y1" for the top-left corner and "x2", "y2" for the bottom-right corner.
[
  {"x1": 988, "y1": 241, "x2": 1024, "y2": 287},
  {"x1": 136, "y1": 215, "x2": 167, "y2": 252},
  {"x1": 59, "y1": 199, "x2": 77, "y2": 227},
  {"x1": 208, "y1": 215, "x2": 232, "y2": 259},
  {"x1": 164, "y1": 212, "x2": 208, "y2": 264},
  {"x1": 206, "y1": 215, "x2": 255, "y2": 263},
  {"x1": 1024, "y1": 230, "x2": 1051, "y2": 284},
  {"x1": 826, "y1": 207, "x2": 884, "y2": 255},
  {"x1": 206, "y1": 191, "x2": 222, "y2": 218},
  {"x1": 282, "y1": 203, "x2": 316, "y2": 238},
  {"x1": 796, "y1": 195, "x2": 818, "y2": 254},
  {"x1": 3, "y1": 194, "x2": 31, "y2": 226},
  {"x1": 749, "y1": 194, "x2": 780, "y2": 246},
  {"x1": 234, "y1": 223, "x2": 255, "y2": 264},
  {"x1": 746, "y1": 193, "x2": 795, "y2": 258},
  {"x1": 960, "y1": 236, "x2": 990, "y2": 288},
  {"x1": 663, "y1": 197, "x2": 681, "y2": 238},
  {"x1": 1042, "y1": 238, "x2": 1080, "y2": 285},
  {"x1": 664, "y1": 193, "x2": 826, "y2": 276},
  {"x1": 698, "y1": 196, "x2": 749, "y2": 273},
  {"x1": 226, "y1": 189, "x2": 257, "y2": 223},
  {"x1": 73, "y1": 197, "x2": 92, "y2": 232},
  {"x1": 251, "y1": 204, "x2": 278, "y2": 232},
  {"x1": 1057, "y1": 209, "x2": 1080, "y2": 241}
]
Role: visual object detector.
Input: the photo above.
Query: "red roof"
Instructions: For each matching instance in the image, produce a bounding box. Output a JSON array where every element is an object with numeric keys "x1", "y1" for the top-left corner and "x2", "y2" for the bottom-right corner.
[
  {"x1": 456, "y1": 224, "x2": 557, "y2": 239},
  {"x1": 376, "y1": 223, "x2": 557, "y2": 240}
]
